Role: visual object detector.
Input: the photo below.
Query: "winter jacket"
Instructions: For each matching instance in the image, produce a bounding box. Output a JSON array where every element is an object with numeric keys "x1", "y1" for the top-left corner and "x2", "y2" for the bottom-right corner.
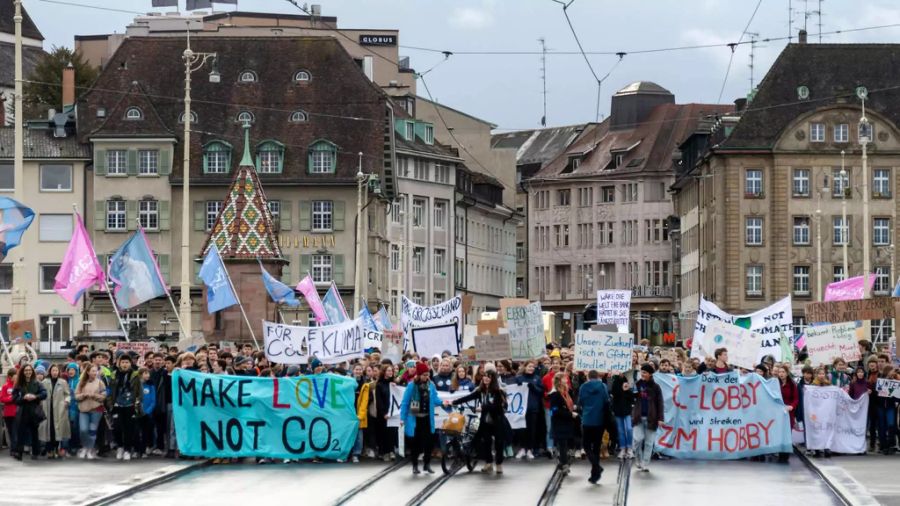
[
  {"x1": 0, "y1": 379, "x2": 16, "y2": 418},
  {"x1": 107, "y1": 368, "x2": 143, "y2": 416},
  {"x1": 779, "y1": 379, "x2": 799, "y2": 428},
  {"x1": 548, "y1": 391, "x2": 576, "y2": 439},
  {"x1": 517, "y1": 372, "x2": 544, "y2": 413},
  {"x1": 453, "y1": 388, "x2": 508, "y2": 428},
  {"x1": 399, "y1": 380, "x2": 441, "y2": 438},
  {"x1": 611, "y1": 375, "x2": 635, "y2": 417},
  {"x1": 38, "y1": 378, "x2": 71, "y2": 442},
  {"x1": 453, "y1": 378, "x2": 475, "y2": 393},
  {"x1": 141, "y1": 381, "x2": 156, "y2": 416},
  {"x1": 356, "y1": 382, "x2": 370, "y2": 429},
  {"x1": 577, "y1": 379, "x2": 610, "y2": 427},
  {"x1": 76, "y1": 378, "x2": 106, "y2": 413},
  {"x1": 374, "y1": 378, "x2": 393, "y2": 418},
  {"x1": 631, "y1": 379, "x2": 664, "y2": 430},
  {"x1": 433, "y1": 373, "x2": 454, "y2": 392},
  {"x1": 13, "y1": 379, "x2": 47, "y2": 428}
]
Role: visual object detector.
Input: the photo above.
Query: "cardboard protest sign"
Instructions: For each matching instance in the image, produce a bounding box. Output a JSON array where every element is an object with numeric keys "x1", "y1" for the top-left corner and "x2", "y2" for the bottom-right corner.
[
  {"x1": 700, "y1": 321, "x2": 764, "y2": 370},
  {"x1": 498, "y1": 298, "x2": 529, "y2": 324},
  {"x1": 8, "y1": 319, "x2": 35, "y2": 341},
  {"x1": 411, "y1": 323, "x2": 460, "y2": 358},
  {"x1": 475, "y1": 334, "x2": 511, "y2": 361},
  {"x1": 218, "y1": 341, "x2": 237, "y2": 354},
  {"x1": 805, "y1": 321, "x2": 861, "y2": 366},
  {"x1": 477, "y1": 319, "x2": 503, "y2": 336},
  {"x1": 573, "y1": 330, "x2": 633, "y2": 373},
  {"x1": 115, "y1": 341, "x2": 160, "y2": 367},
  {"x1": 172, "y1": 369, "x2": 357, "y2": 459},
  {"x1": 692, "y1": 296, "x2": 791, "y2": 361},
  {"x1": 596, "y1": 290, "x2": 631, "y2": 333},
  {"x1": 803, "y1": 386, "x2": 869, "y2": 453},
  {"x1": 805, "y1": 296, "x2": 897, "y2": 324},
  {"x1": 401, "y1": 296, "x2": 462, "y2": 350},
  {"x1": 263, "y1": 318, "x2": 364, "y2": 365},
  {"x1": 505, "y1": 302, "x2": 545, "y2": 360},
  {"x1": 387, "y1": 383, "x2": 528, "y2": 429},
  {"x1": 876, "y1": 378, "x2": 900, "y2": 399},
  {"x1": 655, "y1": 372, "x2": 792, "y2": 459}
]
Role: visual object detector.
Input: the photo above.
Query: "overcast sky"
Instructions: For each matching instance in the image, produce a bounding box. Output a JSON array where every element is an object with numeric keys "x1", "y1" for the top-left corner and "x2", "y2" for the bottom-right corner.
[{"x1": 25, "y1": 0, "x2": 900, "y2": 130}]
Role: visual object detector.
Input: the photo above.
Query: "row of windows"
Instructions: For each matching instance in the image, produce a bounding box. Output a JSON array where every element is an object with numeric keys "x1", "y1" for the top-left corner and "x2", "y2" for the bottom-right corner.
[
  {"x1": 389, "y1": 244, "x2": 448, "y2": 276},
  {"x1": 101, "y1": 199, "x2": 167, "y2": 232},
  {"x1": 237, "y1": 69, "x2": 312, "y2": 84},
  {"x1": 201, "y1": 139, "x2": 336, "y2": 175},
  {"x1": 744, "y1": 215, "x2": 892, "y2": 246},
  {"x1": 532, "y1": 261, "x2": 670, "y2": 295},
  {"x1": 807, "y1": 121, "x2": 872, "y2": 143},
  {"x1": 398, "y1": 158, "x2": 451, "y2": 183},
  {"x1": 745, "y1": 167, "x2": 893, "y2": 198},
  {"x1": 0, "y1": 164, "x2": 73, "y2": 192},
  {"x1": 391, "y1": 197, "x2": 449, "y2": 228},
  {"x1": 745, "y1": 264, "x2": 893, "y2": 298},
  {"x1": 392, "y1": 289, "x2": 446, "y2": 309},
  {"x1": 532, "y1": 182, "x2": 643, "y2": 210},
  {"x1": 533, "y1": 219, "x2": 669, "y2": 250}
]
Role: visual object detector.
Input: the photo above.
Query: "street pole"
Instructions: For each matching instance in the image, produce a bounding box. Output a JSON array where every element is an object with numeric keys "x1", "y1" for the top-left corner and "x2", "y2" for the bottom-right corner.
[
  {"x1": 354, "y1": 153, "x2": 365, "y2": 316},
  {"x1": 860, "y1": 95, "x2": 871, "y2": 297},
  {"x1": 840, "y1": 151, "x2": 848, "y2": 277},
  {"x1": 11, "y1": 0, "x2": 25, "y2": 321},
  {"x1": 816, "y1": 207, "x2": 823, "y2": 301}
]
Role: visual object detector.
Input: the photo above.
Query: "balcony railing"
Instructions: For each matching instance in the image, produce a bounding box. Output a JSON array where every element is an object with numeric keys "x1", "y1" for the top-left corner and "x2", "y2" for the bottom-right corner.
[{"x1": 631, "y1": 285, "x2": 672, "y2": 298}]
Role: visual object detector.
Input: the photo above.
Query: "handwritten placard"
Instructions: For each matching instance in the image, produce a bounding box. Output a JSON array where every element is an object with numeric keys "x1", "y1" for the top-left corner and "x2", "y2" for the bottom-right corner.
[
  {"x1": 876, "y1": 378, "x2": 900, "y2": 399},
  {"x1": 805, "y1": 321, "x2": 861, "y2": 366},
  {"x1": 475, "y1": 334, "x2": 511, "y2": 361},
  {"x1": 700, "y1": 321, "x2": 764, "y2": 371},
  {"x1": 573, "y1": 330, "x2": 633, "y2": 373},
  {"x1": 505, "y1": 302, "x2": 545, "y2": 360},
  {"x1": 805, "y1": 296, "x2": 898, "y2": 323},
  {"x1": 596, "y1": 290, "x2": 631, "y2": 332}
]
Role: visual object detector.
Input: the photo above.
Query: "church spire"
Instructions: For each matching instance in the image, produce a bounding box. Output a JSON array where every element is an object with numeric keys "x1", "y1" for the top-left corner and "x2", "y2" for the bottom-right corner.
[{"x1": 239, "y1": 120, "x2": 253, "y2": 167}]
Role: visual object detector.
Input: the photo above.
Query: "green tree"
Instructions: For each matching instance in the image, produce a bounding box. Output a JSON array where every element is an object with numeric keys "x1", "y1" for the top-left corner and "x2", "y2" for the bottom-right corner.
[{"x1": 23, "y1": 46, "x2": 98, "y2": 110}]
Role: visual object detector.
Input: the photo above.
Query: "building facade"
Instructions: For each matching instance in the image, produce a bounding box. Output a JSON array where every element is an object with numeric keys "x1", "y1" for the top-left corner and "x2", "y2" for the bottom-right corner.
[
  {"x1": 672, "y1": 37, "x2": 900, "y2": 345},
  {"x1": 0, "y1": 0, "x2": 45, "y2": 126}
]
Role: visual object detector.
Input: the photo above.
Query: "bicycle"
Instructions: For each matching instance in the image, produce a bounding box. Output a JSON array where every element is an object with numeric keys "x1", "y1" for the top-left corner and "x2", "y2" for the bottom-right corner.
[{"x1": 440, "y1": 407, "x2": 480, "y2": 474}]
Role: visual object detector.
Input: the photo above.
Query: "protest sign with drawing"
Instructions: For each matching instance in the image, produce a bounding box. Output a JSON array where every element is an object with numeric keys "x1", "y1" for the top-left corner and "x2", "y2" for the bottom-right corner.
[
  {"x1": 805, "y1": 321, "x2": 861, "y2": 366},
  {"x1": 505, "y1": 301, "x2": 545, "y2": 360},
  {"x1": 475, "y1": 334, "x2": 512, "y2": 361},
  {"x1": 596, "y1": 290, "x2": 631, "y2": 333},
  {"x1": 700, "y1": 321, "x2": 763, "y2": 371},
  {"x1": 692, "y1": 296, "x2": 791, "y2": 361},
  {"x1": 876, "y1": 378, "x2": 900, "y2": 399},
  {"x1": 573, "y1": 330, "x2": 633, "y2": 373}
]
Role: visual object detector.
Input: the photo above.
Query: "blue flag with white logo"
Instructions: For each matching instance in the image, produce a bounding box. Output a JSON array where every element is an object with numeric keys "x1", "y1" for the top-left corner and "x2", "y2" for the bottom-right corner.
[
  {"x1": 108, "y1": 229, "x2": 168, "y2": 310},
  {"x1": 259, "y1": 260, "x2": 299, "y2": 307},
  {"x1": 376, "y1": 305, "x2": 393, "y2": 331},
  {"x1": 200, "y1": 244, "x2": 238, "y2": 313},
  {"x1": 0, "y1": 197, "x2": 34, "y2": 262},
  {"x1": 323, "y1": 281, "x2": 348, "y2": 324},
  {"x1": 359, "y1": 304, "x2": 378, "y2": 331}
]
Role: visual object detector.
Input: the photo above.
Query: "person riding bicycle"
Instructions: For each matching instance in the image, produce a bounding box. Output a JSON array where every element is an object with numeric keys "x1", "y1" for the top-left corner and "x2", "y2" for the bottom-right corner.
[{"x1": 445, "y1": 369, "x2": 509, "y2": 475}]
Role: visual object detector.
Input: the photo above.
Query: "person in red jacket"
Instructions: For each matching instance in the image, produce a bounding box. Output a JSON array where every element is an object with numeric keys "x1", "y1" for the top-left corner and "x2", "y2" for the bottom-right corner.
[
  {"x1": 1, "y1": 368, "x2": 16, "y2": 455},
  {"x1": 776, "y1": 364, "x2": 799, "y2": 463}
]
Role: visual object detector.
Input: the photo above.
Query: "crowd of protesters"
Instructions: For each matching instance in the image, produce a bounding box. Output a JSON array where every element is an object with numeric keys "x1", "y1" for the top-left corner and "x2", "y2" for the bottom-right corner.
[{"x1": 0, "y1": 337, "x2": 896, "y2": 481}]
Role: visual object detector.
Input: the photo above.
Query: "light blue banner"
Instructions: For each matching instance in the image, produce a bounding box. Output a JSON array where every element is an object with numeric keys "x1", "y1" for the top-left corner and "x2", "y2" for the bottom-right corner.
[
  {"x1": 654, "y1": 372, "x2": 792, "y2": 459},
  {"x1": 172, "y1": 369, "x2": 358, "y2": 459}
]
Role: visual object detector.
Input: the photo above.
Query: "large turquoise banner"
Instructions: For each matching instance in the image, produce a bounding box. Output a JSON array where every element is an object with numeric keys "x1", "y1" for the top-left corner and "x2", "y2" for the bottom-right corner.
[{"x1": 172, "y1": 369, "x2": 358, "y2": 459}]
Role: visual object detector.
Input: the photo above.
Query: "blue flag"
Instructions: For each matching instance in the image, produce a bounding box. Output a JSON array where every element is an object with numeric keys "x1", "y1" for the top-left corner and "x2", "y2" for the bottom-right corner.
[
  {"x1": 200, "y1": 244, "x2": 238, "y2": 313},
  {"x1": 376, "y1": 305, "x2": 393, "y2": 331},
  {"x1": 323, "y1": 281, "x2": 348, "y2": 324},
  {"x1": 893, "y1": 276, "x2": 900, "y2": 297},
  {"x1": 359, "y1": 304, "x2": 378, "y2": 331},
  {"x1": 0, "y1": 197, "x2": 34, "y2": 262},
  {"x1": 108, "y1": 229, "x2": 168, "y2": 310},
  {"x1": 259, "y1": 260, "x2": 299, "y2": 307}
]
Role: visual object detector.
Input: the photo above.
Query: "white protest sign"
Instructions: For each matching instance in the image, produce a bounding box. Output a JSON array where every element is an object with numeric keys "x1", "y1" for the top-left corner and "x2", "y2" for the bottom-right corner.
[
  {"x1": 700, "y1": 320, "x2": 764, "y2": 371},
  {"x1": 401, "y1": 296, "x2": 462, "y2": 350},
  {"x1": 387, "y1": 383, "x2": 528, "y2": 429},
  {"x1": 307, "y1": 318, "x2": 364, "y2": 364},
  {"x1": 596, "y1": 290, "x2": 631, "y2": 333},
  {"x1": 805, "y1": 321, "x2": 861, "y2": 366},
  {"x1": 475, "y1": 334, "x2": 512, "y2": 361},
  {"x1": 506, "y1": 302, "x2": 545, "y2": 360},
  {"x1": 803, "y1": 386, "x2": 869, "y2": 453},
  {"x1": 692, "y1": 296, "x2": 792, "y2": 361},
  {"x1": 381, "y1": 331, "x2": 403, "y2": 364},
  {"x1": 573, "y1": 330, "x2": 634, "y2": 373},
  {"x1": 877, "y1": 378, "x2": 900, "y2": 399},
  {"x1": 364, "y1": 330, "x2": 383, "y2": 349},
  {"x1": 115, "y1": 341, "x2": 160, "y2": 367},
  {"x1": 263, "y1": 320, "x2": 308, "y2": 365},
  {"x1": 411, "y1": 323, "x2": 460, "y2": 358}
]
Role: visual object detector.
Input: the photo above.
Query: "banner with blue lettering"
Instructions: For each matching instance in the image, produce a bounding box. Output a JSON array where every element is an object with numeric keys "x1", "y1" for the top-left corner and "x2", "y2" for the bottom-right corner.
[
  {"x1": 172, "y1": 369, "x2": 358, "y2": 459},
  {"x1": 654, "y1": 372, "x2": 792, "y2": 459}
]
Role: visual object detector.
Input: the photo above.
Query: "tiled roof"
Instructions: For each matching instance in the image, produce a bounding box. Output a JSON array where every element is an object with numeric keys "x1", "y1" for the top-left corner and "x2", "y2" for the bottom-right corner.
[
  {"x1": 0, "y1": 42, "x2": 45, "y2": 88},
  {"x1": 0, "y1": 127, "x2": 90, "y2": 159},
  {"x1": 88, "y1": 80, "x2": 174, "y2": 138},
  {"x1": 491, "y1": 124, "x2": 588, "y2": 166},
  {"x1": 0, "y1": 0, "x2": 43, "y2": 40}
]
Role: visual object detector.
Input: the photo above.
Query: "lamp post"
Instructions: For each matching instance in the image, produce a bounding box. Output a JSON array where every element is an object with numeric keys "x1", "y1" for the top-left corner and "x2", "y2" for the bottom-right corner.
[
  {"x1": 11, "y1": 0, "x2": 24, "y2": 320},
  {"x1": 354, "y1": 153, "x2": 366, "y2": 316},
  {"x1": 178, "y1": 29, "x2": 218, "y2": 340},
  {"x1": 840, "y1": 151, "x2": 848, "y2": 277},
  {"x1": 858, "y1": 87, "x2": 871, "y2": 297},
  {"x1": 816, "y1": 175, "x2": 829, "y2": 300}
]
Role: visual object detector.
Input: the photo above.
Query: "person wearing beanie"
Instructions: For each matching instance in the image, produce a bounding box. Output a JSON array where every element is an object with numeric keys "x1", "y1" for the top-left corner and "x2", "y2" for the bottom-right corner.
[
  {"x1": 400, "y1": 360, "x2": 440, "y2": 475},
  {"x1": 34, "y1": 365, "x2": 47, "y2": 381},
  {"x1": 631, "y1": 363, "x2": 663, "y2": 472},
  {"x1": 65, "y1": 362, "x2": 81, "y2": 453}
]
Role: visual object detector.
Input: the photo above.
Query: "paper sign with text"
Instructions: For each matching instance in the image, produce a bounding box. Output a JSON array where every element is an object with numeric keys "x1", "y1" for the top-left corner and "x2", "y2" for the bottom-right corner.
[
  {"x1": 596, "y1": 290, "x2": 631, "y2": 333},
  {"x1": 877, "y1": 378, "x2": 900, "y2": 399},
  {"x1": 573, "y1": 330, "x2": 633, "y2": 373},
  {"x1": 505, "y1": 302, "x2": 545, "y2": 360},
  {"x1": 700, "y1": 321, "x2": 763, "y2": 371},
  {"x1": 263, "y1": 318, "x2": 364, "y2": 365},
  {"x1": 805, "y1": 321, "x2": 861, "y2": 366},
  {"x1": 401, "y1": 296, "x2": 462, "y2": 350},
  {"x1": 475, "y1": 334, "x2": 512, "y2": 361}
]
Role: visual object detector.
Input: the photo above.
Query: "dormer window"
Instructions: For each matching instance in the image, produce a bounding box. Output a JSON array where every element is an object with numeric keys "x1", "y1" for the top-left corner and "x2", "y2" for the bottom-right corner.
[
  {"x1": 308, "y1": 140, "x2": 337, "y2": 174},
  {"x1": 256, "y1": 141, "x2": 284, "y2": 174},
  {"x1": 293, "y1": 70, "x2": 311, "y2": 82},
  {"x1": 290, "y1": 110, "x2": 308, "y2": 123},
  {"x1": 125, "y1": 107, "x2": 143, "y2": 120},
  {"x1": 562, "y1": 155, "x2": 581, "y2": 174},
  {"x1": 405, "y1": 121, "x2": 415, "y2": 141},
  {"x1": 238, "y1": 70, "x2": 258, "y2": 83},
  {"x1": 203, "y1": 141, "x2": 232, "y2": 174},
  {"x1": 179, "y1": 111, "x2": 198, "y2": 123},
  {"x1": 614, "y1": 153, "x2": 624, "y2": 168},
  {"x1": 236, "y1": 111, "x2": 255, "y2": 124},
  {"x1": 423, "y1": 124, "x2": 434, "y2": 145}
]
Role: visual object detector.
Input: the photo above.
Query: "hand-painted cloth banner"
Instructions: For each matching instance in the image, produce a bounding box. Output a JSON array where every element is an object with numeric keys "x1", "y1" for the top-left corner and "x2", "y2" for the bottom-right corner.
[
  {"x1": 199, "y1": 244, "x2": 238, "y2": 313},
  {"x1": 596, "y1": 290, "x2": 631, "y2": 333},
  {"x1": 54, "y1": 213, "x2": 105, "y2": 305},
  {"x1": 573, "y1": 330, "x2": 633, "y2": 373},
  {"x1": 0, "y1": 197, "x2": 34, "y2": 263},
  {"x1": 386, "y1": 383, "x2": 528, "y2": 429},
  {"x1": 296, "y1": 275, "x2": 327, "y2": 324},
  {"x1": 172, "y1": 369, "x2": 357, "y2": 459},
  {"x1": 876, "y1": 378, "x2": 900, "y2": 399},
  {"x1": 108, "y1": 229, "x2": 168, "y2": 310},
  {"x1": 655, "y1": 372, "x2": 792, "y2": 459},
  {"x1": 323, "y1": 281, "x2": 348, "y2": 324},
  {"x1": 263, "y1": 318, "x2": 364, "y2": 365},
  {"x1": 802, "y1": 386, "x2": 868, "y2": 454},
  {"x1": 363, "y1": 330, "x2": 383, "y2": 349},
  {"x1": 506, "y1": 302, "x2": 546, "y2": 360},
  {"x1": 824, "y1": 274, "x2": 875, "y2": 301},
  {"x1": 401, "y1": 296, "x2": 462, "y2": 350},
  {"x1": 698, "y1": 321, "x2": 763, "y2": 371},
  {"x1": 692, "y1": 296, "x2": 792, "y2": 362},
  {"x1": 259, "y1": 260, "x2": 299, "y2": 307}
]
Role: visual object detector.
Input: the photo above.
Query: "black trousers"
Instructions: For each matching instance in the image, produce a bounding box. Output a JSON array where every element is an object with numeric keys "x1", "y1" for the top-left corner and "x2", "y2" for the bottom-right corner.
[
  {"x1": 14, "y1": 419, "x2": 38, "y2": 456},
  {"x1": 136, "y1": 415, "x2": 154, "y2": 454},
  {"x1": 113, "y1": 406, "x2": 137, "y2": 452},
  {"x1": 409, "y1": 418, "x2": 433, "y2": 466},
  {"x1": 371, "y1": 417, "x2": 395, "y2": 456},
  {"x1": 477, "y1": 422, "x2": 505, "y2": 465},
  {"x1": 556, "y1": 435, "x2": 571, "y2": 467},
  {"x1": 583, "y1": 425, "x2": 605, "y2": 479},
  {"x1": 153, "y1": 408, "x2": 167, "y2": 451}
]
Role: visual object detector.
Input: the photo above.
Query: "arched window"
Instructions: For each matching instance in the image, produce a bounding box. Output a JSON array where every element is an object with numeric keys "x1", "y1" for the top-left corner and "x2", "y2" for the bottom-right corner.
[
  {"x1": 308, "y1": 140, "x2": 336, "y2": 174},
  {"x1": 203, "y1": 141, "x2": 232, "y2": 174},
  {"x1": 179, "y1": 111, "x2": 198, "y2": 123},
  {"x1": 289, "y1": 110, "x2": 308, "y2": 123},
  {"x1": 125, "y1": 107, "x2": 143, "y2": 120},
  {"x1": 238, "y1": 70, "x2": 258, "y2": 83},
  {"x1": 236, "y1": 111, "x2": 255, "y2": 124},
  {"x1": 256, "y1": 140, "x2": 285, "y2": 174},
  {"x1": 293, "y1": 70, "x2": 311, "y2": 82}
]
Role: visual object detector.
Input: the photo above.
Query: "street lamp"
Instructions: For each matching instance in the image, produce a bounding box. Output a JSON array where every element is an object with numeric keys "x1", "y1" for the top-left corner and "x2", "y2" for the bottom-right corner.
[
  {"x1": 840, "y1": 151, "x2": 848, "y2": 277},
  {"x1": 858, "y1": 86, "x2": 872, "y2": 297},
  {"x1": 178, "y1": 28, "x2": 218, "y2": 340},
  {"x1": 816, "y1": 175, "x2": 829, "y2": 300},
  {"x1": 11, "y1": 0, "x2": 24, "y2": 320},
  {"x1": 354, "y1": 152, "x2": 366, "y2": 316}
]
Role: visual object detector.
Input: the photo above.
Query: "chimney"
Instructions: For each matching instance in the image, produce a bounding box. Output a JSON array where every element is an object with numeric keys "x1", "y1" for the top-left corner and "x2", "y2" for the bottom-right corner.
[
  {"x1": 62, "y1": 62, "x2": 75, "y2": 109},
  {"x1": 734, "y1": 97, "x2": 747, "y2": 112},
  {"x1": 798, "y1": 29, "x2": 807, "y2": 44}
]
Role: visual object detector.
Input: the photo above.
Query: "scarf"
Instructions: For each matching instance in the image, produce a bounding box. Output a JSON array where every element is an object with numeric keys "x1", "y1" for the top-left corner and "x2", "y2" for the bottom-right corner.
[{"x1": 560, "y1": 387, "x2": 574, "y2": 412}]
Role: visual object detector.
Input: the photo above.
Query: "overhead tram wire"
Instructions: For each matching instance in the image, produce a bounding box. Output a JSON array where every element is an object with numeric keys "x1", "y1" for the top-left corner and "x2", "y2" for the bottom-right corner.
[{"x1": 717, "y1": 0, "x2": 764, "y2": 104}]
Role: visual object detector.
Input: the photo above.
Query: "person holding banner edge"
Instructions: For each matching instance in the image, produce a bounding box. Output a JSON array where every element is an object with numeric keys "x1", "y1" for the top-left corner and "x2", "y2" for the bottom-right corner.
[
  {"x1": 400, "y1": 362, "x2": 442, "y2": 475},
  {"x1": 632, "y1": 364, "x2": 664, "y2": 472},
  {"x1": 445, "y1": 369, "x2": 510, "y2": 475}
]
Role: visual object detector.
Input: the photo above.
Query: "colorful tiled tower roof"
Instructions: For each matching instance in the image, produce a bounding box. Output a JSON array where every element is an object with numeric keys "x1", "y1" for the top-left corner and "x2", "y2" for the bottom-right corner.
[{"x1": 200, "y1": 123, "x2": 282, "y2": 260}]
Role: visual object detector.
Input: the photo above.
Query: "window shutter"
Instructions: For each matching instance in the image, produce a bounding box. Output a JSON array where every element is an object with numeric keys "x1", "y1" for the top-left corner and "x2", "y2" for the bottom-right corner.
[
  {"x1": 159, "y1": 149, "x2": 171, "y2": 176},
  {"x1": 193, "y1": 260, "x2": 201, "y2": 285},
  {"x1": 94, "y1": 200, "x2": 106, "y2": 232},
  {"x1": 126, "y1": 150, "x2": 138, "y2": 176},
  {"x1": 280, "y1": 261, "x2": 292, "y2": 284},
  {"x1": 94, "y1": 149, "x2": 107, "y2": 176},
  {"x1": 159, "y1": 200, "x2": 170, "y2": 231},
  {"x1": 280, "y1": 201, "x2": 292, "y2": 231},
  {"x1": 298, "y1": 200, "x2": 311, "y2": 231},
  {"x1": 333, "y1": 254, "x2": 345, "y2": 285},
  {"x1": 126, "y1": 200, "x2": 138, "y2": 230},
  {"x1": 300, "y1": 254, "x2": 311, "y2": 277},
  {"x1": 158, "y1": 254, "x2": 170, "y2": 284},
  {"x1": 193, "y1": 201, "x2": 205, "y2": 231},
  {"x1": 333, "y1": 200, "x2": 345, "y2": 231}
]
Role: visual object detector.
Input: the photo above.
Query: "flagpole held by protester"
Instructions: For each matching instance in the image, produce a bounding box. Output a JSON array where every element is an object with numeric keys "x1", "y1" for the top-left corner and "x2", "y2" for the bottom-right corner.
[{"x1": 200, "y1": 244, "x2": 259, "y2": 349}]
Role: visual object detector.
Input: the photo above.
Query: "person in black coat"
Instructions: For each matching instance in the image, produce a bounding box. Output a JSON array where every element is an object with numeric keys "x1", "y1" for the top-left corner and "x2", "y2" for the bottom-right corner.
[
  {"x1": 12, "y1": 364, "x2": 47, "y2": 460},
  {"x1": 515, "y1": 361, "x2": 545, "y2": 459},
  {"x1": 448, "y1": 369, "x2": 509, "y2": 475},
  {"x1": 548, "y1": 371, "x2": 577, "y2": 473},
  {"x1": 372, "y1": 364, "x2": 398, "y2": 460},
  {"x1": 611, "y1": 373, "x2": 636, "y2": 459}
]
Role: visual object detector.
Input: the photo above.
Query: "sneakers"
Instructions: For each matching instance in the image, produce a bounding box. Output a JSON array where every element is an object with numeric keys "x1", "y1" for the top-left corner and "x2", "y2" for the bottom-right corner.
[
  {"x1": 617, "y1": 449, "x2": 625, "y2": 459},
  {"x1": 116, "y1": 448, "x2": 124, "y2": 460},
  {"x1": 351, "y1": 456, "x2": 359, "y2": 463},
  {"x1": 87, "y1": 449, "x2": 97, "y2": 460},
  {"x1": 383, "y1": 453, "x2": 392, "y2": 462},
  {"x1": 635, "y1": 462, "x2": 643, "y2": 471},
  {"x1": 626, "y1": 448, "x2": 635, "y2": 459},
  {"x1": 526, "y1": 450, "x2": 535, "y2": 460},
  {"x1": 481, "y1": 463, "x2": 493, "y2": 473},
  {"x1": 515, "y1": 448, "x2": 527, "y2": 460},
  {"x1": 77, "y1": 449, "x2": 86, "y2": 459},
  {"x1": 496, "y1": 464, "x2": 503, "y2": 475},
  {"x1": 151, "y1": 449, "x2": 164, "y2": 456},
  {"x1": 123, "y1": 451, "x2": 131, "y2": 461},
  {"x1": 365, "y1": 449, "x2": 376, "y2": 459},
  {"x1": 641, "y1": 467, "x2": 650, "y2": 473}
]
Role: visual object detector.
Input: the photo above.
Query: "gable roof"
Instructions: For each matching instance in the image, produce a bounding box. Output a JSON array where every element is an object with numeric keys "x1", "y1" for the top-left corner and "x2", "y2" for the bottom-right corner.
[
  {"x1": 491, "y1": 124, "x2": 589, "y2": 167},
  {"x1": 0, "y1": 0, "x2": 43, "y2": 40},
  {"x1": 722, "y1": 43, "x2": 900, "y2": 150},
  {"x1": 88, "y1": 81, "x2": 174, "y2": 138},
  {"x1": 0, "y1": 42, "x2": 44, "y2": 89}
]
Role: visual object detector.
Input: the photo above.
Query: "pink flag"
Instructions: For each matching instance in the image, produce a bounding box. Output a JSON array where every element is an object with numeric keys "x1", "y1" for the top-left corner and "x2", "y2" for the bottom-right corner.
[
  {"x1": 296, "y1": 274, "x2": 328, "y2": 323},
  {"x1": 54, "y1": 213, "x2": 105, "y2": 305},
  {"x1": 824, "y1": 274, "x2": 875, "y2": 301}
]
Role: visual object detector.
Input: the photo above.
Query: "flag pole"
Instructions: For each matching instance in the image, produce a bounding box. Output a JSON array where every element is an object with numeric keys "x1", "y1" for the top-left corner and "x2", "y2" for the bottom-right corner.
[
  {"x1": 222, "y1": 266, "x2": 259, "y2": 350},
  {"x1": 166, "y1": 292, "x2": 189, "y2": 339},
  {"x1": 105, "y1": 275, "x2": 132, "y2": 342}
]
